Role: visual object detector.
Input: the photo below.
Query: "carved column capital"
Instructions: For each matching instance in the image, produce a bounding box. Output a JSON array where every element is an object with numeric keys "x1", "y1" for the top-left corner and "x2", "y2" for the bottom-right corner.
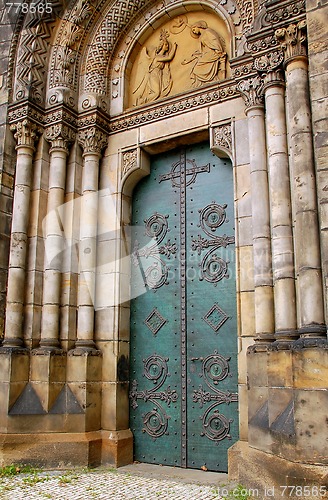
[
  {"x1": 275, "y1": 20, "x2": 307, "y2": 65},
  {"x1": 78, "y1": 127, "x2": 108, "y2": 156},
  {"x1": 10, "y1": 119, "x2": 42, "y2": 150},
  {"x1": 44, "y1": 124, "x2": 76, "y2": 153},
  {"x1": 237, "y1": 76, "x2": 264, "y2": 111},
  {"x1": 254, "y1": 51, "x2": 285, "y2": 88}
]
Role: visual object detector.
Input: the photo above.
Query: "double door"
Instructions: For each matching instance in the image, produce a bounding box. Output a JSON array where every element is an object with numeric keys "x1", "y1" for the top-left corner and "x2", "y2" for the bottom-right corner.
[{"x1": 129, "y1": 142, "x2": 238, "y2": 472}]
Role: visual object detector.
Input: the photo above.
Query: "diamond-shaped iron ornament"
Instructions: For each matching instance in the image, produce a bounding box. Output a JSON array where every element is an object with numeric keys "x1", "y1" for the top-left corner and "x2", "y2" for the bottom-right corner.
[
  {"x1": 144, "y1": 308, "x2": 167, "y2": 335},
  {"x1": 203, "y1": 303, "x2": 229, "y2": 333}
]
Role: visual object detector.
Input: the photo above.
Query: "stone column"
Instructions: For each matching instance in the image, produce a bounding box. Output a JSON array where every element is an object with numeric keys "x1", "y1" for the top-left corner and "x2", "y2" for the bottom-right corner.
[
  {"x1": 39, "y1": 125, "x2": 74, "y2": 350},
  {"x1": 237, "y1": 77, "x2": 275, "y2": 345},
  {"x1": 256, "y1": 52, "x2": 298, "y2": 344},
  {"x1": 3, "y1": 119, "x2": 40, "y2": 348},
  {"x1": 276, "y1": 21, "x2": 326, "y2": 341},
  {"x1": 74, "y1": 127, "x2": 108, "y2": 351}
]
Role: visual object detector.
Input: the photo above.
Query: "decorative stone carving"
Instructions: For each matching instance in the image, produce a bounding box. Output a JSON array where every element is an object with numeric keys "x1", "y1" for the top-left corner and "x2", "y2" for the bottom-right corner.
[
  {"x1": 231, "y1": 60, "x2": 255, "y2": 80},
  {"x1": 122, "y1": 150, "x2": 137, "y2": 177},
  {"x1": 237, "y1": 76, "x2": 264, "y2": 109},
  {"x1": 45, "y1": 124, "x2": 76, "y2": 151},
  {"x1": 254, "y1": 50, "x2": 284, "y2": 85},
  {"x1": 85, "y1": 0, "x2": 148, "y2": 94},
  {"x1": 78, "y1": 127, "x2": 108, "y2": 155},
  {"x1": 266, "y1": 0, "x2": 306, "y2": 25},
  {"x1": 246, "y1": 33, "x2": 279, "y2": 54},
  {"x1": 133, "y1": 29, "x2": 177, "y2": 105},
  {"x1": 112, "y1": 82, "x2": 237, "y2": 133},
  {"x1": 275, "y1": 20, "x2": 307, "y2": 62},
  {"x1": 235, "y1": 0, "x2": 255, "y2": 33},
  {"x1": 254, "y1": 50, "x2": 284, "y2": 73},
  {"x1": 10, "y1": 119, "x2": 41, "y2": 148},
  {"x1": 50, "y1": 0, "x2": 94, "y2": 91},
  {"x1": 213, "y1": 124, "x2": 232, "y2": 154},
  {"x1": 180, "y1": 20, "x2": 227, "y2": 87}
]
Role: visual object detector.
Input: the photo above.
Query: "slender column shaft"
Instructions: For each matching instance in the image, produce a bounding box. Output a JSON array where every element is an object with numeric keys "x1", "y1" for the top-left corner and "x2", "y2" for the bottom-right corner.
[
  {"x1": 39, "y1": 145, "x2": 68, "y2": 349},
  {"x1": 264, "y1": 80, "x2": 297, "y2": 341},
  {"x1": 3, "y1": 144, "x2": 35, "y2": 347},
  {"x1": 285, "y1": 58, "x2": 325, "y2": 337},
  {"x1": 247, "y1": 106, "x2": 275, "y2": 342},
  {"x1": 75, "y1": 152, "x2": 100, "y2": 349}
]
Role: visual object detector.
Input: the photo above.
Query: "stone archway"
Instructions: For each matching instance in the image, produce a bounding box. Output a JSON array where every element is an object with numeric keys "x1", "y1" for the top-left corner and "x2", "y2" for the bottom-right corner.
[{"x1": 0, "y1": 0, "x2": 327, "y2": 493}]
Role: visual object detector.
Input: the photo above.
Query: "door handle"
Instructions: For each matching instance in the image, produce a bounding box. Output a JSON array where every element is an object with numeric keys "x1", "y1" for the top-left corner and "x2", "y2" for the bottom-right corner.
[{"x1": 190, "y1": 357, "x2": 203, "y2": 361}]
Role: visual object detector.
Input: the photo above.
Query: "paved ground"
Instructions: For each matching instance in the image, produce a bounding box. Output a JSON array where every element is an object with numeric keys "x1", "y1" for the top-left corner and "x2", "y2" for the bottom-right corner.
[{"x1": 0, "y1": 463, "x2": 234, "y2": 499}]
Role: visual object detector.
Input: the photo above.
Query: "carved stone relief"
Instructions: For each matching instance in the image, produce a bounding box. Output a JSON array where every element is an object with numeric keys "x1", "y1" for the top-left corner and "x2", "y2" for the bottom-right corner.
[{"x1": 129, "y1": 12, "x2": 231, "y2": 108}]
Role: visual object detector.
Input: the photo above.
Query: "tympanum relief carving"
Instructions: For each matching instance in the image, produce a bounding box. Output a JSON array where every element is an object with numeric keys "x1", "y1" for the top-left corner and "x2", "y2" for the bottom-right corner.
[{"x1": 129, "y1": 13, "x2": 230, "y2": 108}]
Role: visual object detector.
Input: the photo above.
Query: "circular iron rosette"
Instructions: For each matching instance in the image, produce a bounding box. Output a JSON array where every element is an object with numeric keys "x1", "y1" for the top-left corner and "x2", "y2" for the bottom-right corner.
[
  {"x1": 198, "y1": 203, "x2": 227, "y2": 237},
  {"x1": 202, "y1": 351, "x2": 231, "y2": 388},
  {"x1": 200, "y1": 250, "x2": 229, "y2": 284},
  {"x1": 200, "y1": 404, "x2": 233, "y2": 443},
  {"x1": 142, "y1": 403, "x2": 169, "y2": 439},
  {"x1": 143, "y1": 354, "x2": 168, "y2": 387}
]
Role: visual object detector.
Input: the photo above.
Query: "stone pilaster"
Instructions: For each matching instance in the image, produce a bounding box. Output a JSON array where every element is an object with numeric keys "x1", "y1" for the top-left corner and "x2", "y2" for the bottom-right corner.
[
  {"x1": 3, "y1": 119, "x2": 41, "y2": 348},
  {"x1": 256, "y1": 51, "x2": 298, "y2": 345},
  {"x1": 237, "y1": 76, "x2": 275, "y2": 346},
  {"x1": 276, "y1": 21, "x2": 326, "y2": 342}
]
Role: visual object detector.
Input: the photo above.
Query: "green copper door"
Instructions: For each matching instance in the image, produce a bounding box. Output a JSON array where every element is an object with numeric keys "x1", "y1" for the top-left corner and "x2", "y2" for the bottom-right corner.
[{"x1": 129, "y1": 142, "x2": 238, "y2": 472}]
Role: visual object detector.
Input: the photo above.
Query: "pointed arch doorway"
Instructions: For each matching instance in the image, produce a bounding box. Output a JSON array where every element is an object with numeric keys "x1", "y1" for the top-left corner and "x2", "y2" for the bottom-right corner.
[{"x1": 129, "y1": 141, "x2": 238, "y2": 472}]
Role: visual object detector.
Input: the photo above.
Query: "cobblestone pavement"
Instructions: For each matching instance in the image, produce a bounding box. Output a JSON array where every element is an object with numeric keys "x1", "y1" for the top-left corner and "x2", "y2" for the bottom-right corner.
[{"x1": 0, "y1": 464, "x2": 231, "y2": 499}]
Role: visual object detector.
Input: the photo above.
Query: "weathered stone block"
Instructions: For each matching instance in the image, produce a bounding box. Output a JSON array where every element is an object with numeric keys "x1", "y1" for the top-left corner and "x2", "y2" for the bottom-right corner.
[
  {"x1": 294, "y1": 388, "x2": 328, "y2": 464},
  {"x1": 247, "y1": 350, "x2": 268, "y2": 387},
  {"x1": 293, "y1": 348, "x2": 328, "y2": 389},
  {"x1": 267, "y1": 350, "x2": 293, "y2": 388}
]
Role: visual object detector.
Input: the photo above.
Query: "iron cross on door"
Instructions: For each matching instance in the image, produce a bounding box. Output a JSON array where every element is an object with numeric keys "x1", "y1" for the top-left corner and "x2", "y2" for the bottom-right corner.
[{"x1": 130, "y1": 142, "x2": 238, "y2": 472}]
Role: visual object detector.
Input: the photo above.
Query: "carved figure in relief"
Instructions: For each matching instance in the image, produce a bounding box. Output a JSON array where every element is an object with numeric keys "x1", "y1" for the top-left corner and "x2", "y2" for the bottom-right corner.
[
  {"x1": 133, "y1": 30, "x2": 177, "y2": 105},
  {"x1": 182, "y1": 21, "x2": 227, "y2": 87}
]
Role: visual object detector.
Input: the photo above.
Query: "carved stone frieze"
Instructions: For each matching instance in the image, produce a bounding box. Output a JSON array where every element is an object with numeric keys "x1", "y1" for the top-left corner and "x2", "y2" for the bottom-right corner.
[
  {"x1": 78, "y1": 127, "x2": 108, "y2": 155},
  {"x1": 110, "y1": 81, "x2": 237, "y2": 133},
  {"x1": 231, "y1": 59, "x2": 256, "y2": 80},
  {"x1": 246, "y1": 33, "x2": 279, "y2": 54},
  {"x1": 237, "y1": 76, "x2": 264, "y2": 109},
  {"x1": 10, "y1": 119, "x2": 42, "y2": 149},
  {"x1": 78, "y1": 107, "x2": 111, "y2": 132},
  {"x1": 275, "y1": 20, "x2": 307, "y2": 63},
  {"x1": 8, "y1": 101, "x2": 44, "y2": 128},
  {"x1": 265, "y1": 0, "x2": 306, "y2": 25},
  {"x1": 44, "y1": 106, "x2": 78, "y2": 130}
]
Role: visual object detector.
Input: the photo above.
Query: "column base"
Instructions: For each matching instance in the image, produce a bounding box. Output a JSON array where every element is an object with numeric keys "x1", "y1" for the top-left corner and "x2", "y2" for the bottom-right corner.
[
  {"x1": 0, "y1": 430, "x2": 133, "y2": 469},
  {"x1": 101, "y1": 429, "x2": 133, "y2": 467},
  {"x1": 0, "y1": 432, "x2": 102, "y2": 468},
  {"x1": 228, "y1": 441, "x2": 328, "y2": 499}
]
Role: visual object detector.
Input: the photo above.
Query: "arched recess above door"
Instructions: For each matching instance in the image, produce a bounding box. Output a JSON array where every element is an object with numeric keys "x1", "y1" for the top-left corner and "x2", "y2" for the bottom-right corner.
[
  {"x1": 80, "y1": 0, "x2": 245, "y2": 116},
  {"x1": 126, "y1": 10, "x2": 232, "y2": 109}
]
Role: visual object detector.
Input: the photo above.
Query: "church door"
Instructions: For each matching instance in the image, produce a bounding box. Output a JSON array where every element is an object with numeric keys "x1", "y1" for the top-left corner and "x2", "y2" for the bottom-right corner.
[{"x1": 129, "y1": 142, "x2": 238, "y2": 472}]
